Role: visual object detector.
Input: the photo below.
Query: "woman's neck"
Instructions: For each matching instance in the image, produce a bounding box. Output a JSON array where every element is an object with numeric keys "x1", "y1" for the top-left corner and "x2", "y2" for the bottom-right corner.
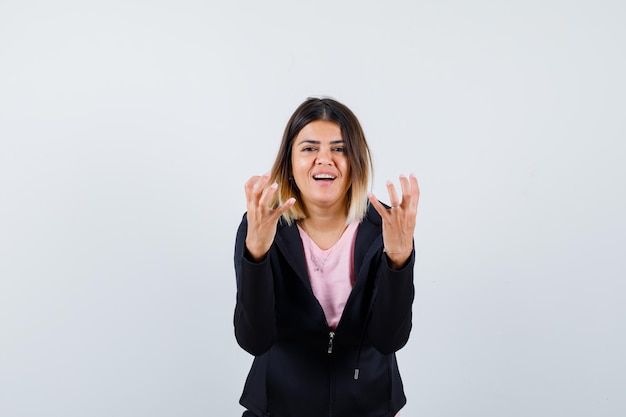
[{"x1": 299, "y1": 209, "x2": 348, "y2": 250}]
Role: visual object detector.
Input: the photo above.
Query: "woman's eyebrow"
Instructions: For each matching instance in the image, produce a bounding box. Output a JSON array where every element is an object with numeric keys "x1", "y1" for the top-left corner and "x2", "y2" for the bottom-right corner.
[{"x1": 296, "y1": 139, "x2": 345, "y2": 145}]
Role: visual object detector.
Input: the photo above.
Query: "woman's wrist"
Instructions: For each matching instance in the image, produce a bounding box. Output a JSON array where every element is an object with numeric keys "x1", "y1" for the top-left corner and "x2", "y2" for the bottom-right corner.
[
  {"x1": 383, "y1": 247, "x2": 413, "y2": 270},
  {"x1": 245, "y1": 238, "x2": 271, "y2": 262},
  {"x1": 383, "y1": 247, "x2": 412, "y2": 255}
]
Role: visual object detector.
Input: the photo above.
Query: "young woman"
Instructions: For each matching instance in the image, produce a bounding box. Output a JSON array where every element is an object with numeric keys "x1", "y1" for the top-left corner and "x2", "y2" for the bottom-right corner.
[{"x1": 234, "y1": 97, "x2": 420, "y2": 417}]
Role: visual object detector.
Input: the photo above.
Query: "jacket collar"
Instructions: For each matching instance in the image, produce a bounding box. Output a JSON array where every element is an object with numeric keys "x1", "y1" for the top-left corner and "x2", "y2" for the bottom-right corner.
[
  {"x1": 273, "y1": 204, "x2": 383, "y2": 288},
  {"x1": 353, "y1": 205, "x2": 383, "y2": 279},
  {"x1": 274, "y1": 219, "x2": 310, "y2": 288}
]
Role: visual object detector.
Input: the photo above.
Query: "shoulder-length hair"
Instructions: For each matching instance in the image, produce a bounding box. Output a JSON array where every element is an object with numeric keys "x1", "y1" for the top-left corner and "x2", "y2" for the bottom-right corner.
[{"x1": 269, "y1": 97, "x2": 373, "y2": 225}]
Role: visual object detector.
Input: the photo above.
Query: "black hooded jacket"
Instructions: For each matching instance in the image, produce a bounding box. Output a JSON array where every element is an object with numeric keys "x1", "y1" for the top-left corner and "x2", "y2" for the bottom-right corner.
[{"x1": 234, "y1": 204, "x2": 415, "y2": 417}]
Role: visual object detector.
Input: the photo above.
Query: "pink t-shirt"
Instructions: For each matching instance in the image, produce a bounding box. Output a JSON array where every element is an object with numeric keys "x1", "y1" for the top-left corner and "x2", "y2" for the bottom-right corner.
[{"x1": 298, "y1": 222, "x2": 359, "y2": 329}]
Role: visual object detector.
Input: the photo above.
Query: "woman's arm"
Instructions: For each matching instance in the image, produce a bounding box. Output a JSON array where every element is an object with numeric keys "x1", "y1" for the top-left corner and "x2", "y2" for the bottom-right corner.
[
  {"x1": 233, "y1": 215, "x2": 277, "y2": 356},
  {"x1": 234, "y1": 174, "x2": 296, "y2": 355},
  {"x1": 367, "y1": 250, "x2": 416, "y2": 355},
  {"x1": 366, "y1": 174, "x2": 419, "y2": 353}
]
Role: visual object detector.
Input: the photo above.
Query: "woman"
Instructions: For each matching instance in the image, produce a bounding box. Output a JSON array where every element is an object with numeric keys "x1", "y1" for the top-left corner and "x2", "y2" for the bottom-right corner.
[{"x1": 234, "y1": 97, "x2": 420, "y2": 417}]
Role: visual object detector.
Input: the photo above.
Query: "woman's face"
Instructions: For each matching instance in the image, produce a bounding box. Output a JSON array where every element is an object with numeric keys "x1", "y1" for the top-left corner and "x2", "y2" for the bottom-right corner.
[{"x1": 291, "y1": 120, "x2": 351, "y2": 213}]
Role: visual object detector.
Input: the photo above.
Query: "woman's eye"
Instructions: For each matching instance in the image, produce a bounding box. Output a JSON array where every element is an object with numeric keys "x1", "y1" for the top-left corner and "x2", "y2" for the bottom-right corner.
[
  {"x1": 302, "y1": 146, "x2": 317, "y2": 152},
  {"x1": 333, "y1": 147, "x2": 346, "y2": 153}
]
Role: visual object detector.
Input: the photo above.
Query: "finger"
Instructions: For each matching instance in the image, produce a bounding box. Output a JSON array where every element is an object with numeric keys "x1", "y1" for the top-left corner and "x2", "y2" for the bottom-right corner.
[
  {"x1": 386, "y1": 180, "x2": 401, "y2": 207},
  {"x1": 244, "y1": 175, "x2": 260, "y2": 194},
  {"x1": 258, "y1": 181, "x2": 279, "y2": 209},
  {"x1": 368, "y1": 193, "x2": 390, "y2": 219},
  {"x1": 244, "y1": 176, "x2": 260, "y2": 207},
  {"x1": 245, "y1": 175, "x2": 262, "y2": 196},
  {"x1": 272, "y1": 197, "x2": 296, "y2": 219},
  {"x1": 398, "y1": 175, "x2": 411, "y2": 207},
  {"x1": 254, "y1": 174, "x2": 271, "y2": 194},
  {"x1": 409, "y1": 173, "x2": 420, "y2": 211},
  {"x1": 245, "y1": 174, "x2": 270, "y2": 203}
]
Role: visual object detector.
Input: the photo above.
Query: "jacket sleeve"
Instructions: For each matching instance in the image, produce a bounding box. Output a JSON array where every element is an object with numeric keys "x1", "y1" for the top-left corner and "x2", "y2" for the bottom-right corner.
[
  {"x1": 367, "y1": 249, "x2": 415, "y2": 355},
  {"x1": 233, "y1": 214, "x2": 277, "y2": 356}
]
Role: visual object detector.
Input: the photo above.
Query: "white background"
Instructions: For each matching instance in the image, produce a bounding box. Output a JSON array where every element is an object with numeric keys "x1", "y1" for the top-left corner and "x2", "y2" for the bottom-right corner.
[{"x1": 1, "y1": 1, "x2": 625, "y2": 416}]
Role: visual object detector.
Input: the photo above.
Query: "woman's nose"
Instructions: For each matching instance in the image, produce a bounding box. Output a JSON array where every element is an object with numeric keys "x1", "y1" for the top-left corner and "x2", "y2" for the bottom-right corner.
[
  {"x1": 315, "y1": 149, "x2": 333, "y2": 165},
  {"x1": 316, "y1": 147, "x2": 333, "y2": 164}
]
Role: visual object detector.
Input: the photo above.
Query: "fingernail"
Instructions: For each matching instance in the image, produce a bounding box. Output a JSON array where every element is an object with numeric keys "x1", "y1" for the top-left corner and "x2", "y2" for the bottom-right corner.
[
  {"x1": 386, "y1": 180, "x2": 393, "y2": 186},
  {"x1": 271, "y1": 182, "x2": 278, "y2": 189},
  {"x1": 287, "y1": 197, "x2": 296, "y2": 204}
]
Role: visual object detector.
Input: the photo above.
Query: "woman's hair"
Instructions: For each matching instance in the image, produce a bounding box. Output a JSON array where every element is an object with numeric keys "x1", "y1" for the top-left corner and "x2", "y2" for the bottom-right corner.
[{"x1": 270, "y1": 97, "x2": 373, "y2": 225}]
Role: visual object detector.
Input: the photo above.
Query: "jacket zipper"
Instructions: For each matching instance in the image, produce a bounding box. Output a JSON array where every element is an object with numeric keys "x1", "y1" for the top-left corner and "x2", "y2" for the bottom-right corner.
[
  {"x1": 328, "y1": 331, "x2": 335, "y2": 417},
  {"x1": 327, "y1": 331, "x2": 335, "y2": 354}
]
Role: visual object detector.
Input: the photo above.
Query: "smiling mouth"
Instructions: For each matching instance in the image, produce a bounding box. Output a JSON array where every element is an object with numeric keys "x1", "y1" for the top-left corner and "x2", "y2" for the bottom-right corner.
[{"x1": 313, "y1": 174, "x2": 336, "y2": 181}]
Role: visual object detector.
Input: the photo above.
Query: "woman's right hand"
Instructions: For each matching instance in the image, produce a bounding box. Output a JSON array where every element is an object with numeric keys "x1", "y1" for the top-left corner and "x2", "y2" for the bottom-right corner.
[{"x1": 244, "y1": 173, "x2": 296, "y2": 261}]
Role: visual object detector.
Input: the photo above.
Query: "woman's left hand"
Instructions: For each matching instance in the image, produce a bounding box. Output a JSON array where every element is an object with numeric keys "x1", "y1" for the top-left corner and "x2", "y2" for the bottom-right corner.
[{"x1": 368, "y1": 173, "x2": 420, "y2": 269}]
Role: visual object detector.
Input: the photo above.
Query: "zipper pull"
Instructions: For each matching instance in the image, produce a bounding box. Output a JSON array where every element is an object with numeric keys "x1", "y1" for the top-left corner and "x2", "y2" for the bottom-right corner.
[{"x1": 327, "y1": 331, "x2": 335, "y2": 354}]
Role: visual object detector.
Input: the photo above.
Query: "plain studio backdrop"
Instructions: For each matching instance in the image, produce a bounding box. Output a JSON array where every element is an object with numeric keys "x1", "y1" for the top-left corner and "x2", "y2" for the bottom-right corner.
[{"x1": 1, "y1": 1, "x2": 625, "y2": 416}]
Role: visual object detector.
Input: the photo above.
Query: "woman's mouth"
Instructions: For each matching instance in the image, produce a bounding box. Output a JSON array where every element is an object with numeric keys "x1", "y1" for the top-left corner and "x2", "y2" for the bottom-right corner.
[{"x1": 313, "y1": 173, "x2": 336, "y2": 181}]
